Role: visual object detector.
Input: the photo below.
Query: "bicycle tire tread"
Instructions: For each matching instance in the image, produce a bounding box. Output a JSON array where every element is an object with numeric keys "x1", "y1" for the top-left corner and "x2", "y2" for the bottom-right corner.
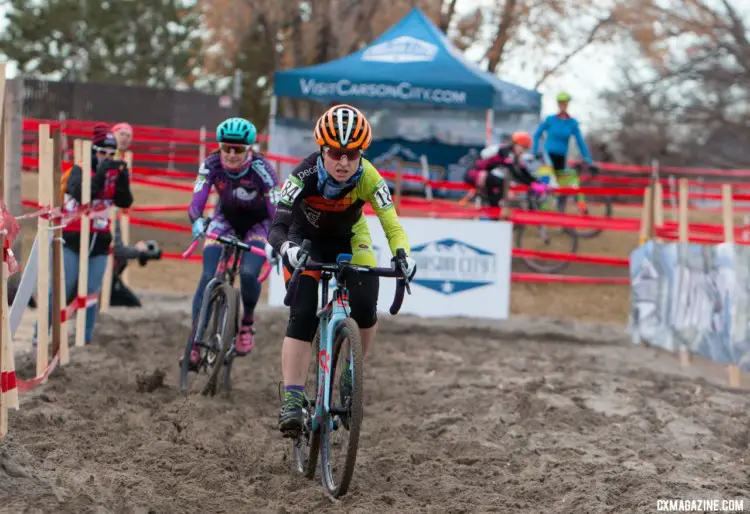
[{"x1": 321, "y1": 317, "x2": 364, "y2": 498}]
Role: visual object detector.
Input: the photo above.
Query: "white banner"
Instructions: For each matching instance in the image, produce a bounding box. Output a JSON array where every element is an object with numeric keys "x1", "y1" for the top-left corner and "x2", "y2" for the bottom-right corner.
[{"x1": 268, "y1": 217, "x2": 512, "y2": 319}]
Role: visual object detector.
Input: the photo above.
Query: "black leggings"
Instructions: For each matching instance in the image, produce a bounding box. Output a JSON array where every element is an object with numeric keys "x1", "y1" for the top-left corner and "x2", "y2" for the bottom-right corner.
[{"x1": 285, "y1": 238, "x2": 379, "y2": 342}]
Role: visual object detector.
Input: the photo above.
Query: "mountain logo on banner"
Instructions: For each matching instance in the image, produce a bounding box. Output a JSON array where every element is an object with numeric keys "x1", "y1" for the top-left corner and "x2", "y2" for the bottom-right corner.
[
  {"x1": 362, "y1": 36, "x2": 439, "y2": 63},
  {"x1": 410, "y1": 238, "x2": 497, "y2": 295}
]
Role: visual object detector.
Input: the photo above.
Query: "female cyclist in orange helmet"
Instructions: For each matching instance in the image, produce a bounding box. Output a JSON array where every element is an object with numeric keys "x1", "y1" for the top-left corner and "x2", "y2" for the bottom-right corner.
[{"x1": 268, "y1": 104, "x2": 417, "y2": 435}]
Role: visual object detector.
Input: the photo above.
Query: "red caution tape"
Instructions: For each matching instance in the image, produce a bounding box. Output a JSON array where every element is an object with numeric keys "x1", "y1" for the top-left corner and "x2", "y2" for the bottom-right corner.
[
  {"x1": 16, "y1": 354, "x2": 60, "y2": 393},
  {"x1": 512, "y1": 273, "x2": 630, "y2": 285},
  {"x1": 512, "y1": 248, "x2": 629, "y2": 267},
  {"x1": 127, "y1": 216, "x2": 191, "y2": 233}
]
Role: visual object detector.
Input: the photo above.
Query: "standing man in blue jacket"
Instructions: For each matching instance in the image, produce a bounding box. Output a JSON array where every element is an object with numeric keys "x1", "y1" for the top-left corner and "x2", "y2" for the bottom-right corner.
[{"x1": 532, "y1": 92, "x2": 594, "y2": 172}]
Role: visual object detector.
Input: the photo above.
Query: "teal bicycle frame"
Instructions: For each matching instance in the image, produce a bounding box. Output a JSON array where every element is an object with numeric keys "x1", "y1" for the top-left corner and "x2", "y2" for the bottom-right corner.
[{"x1": 312, "y1": 256, "x2": 354, "y2": 432}]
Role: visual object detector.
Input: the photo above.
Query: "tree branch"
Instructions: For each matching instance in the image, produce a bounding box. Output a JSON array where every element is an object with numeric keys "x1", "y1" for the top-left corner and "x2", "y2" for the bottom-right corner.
[
  {"x1": 439, "y1": 0, "x2": 458, "y2": 32},
  {"x1": 533, "y1": 16, "x2": 612, "y2": 89},
  {"x1": 486, "y1": 0, "x2": 518, "y2": 73}
]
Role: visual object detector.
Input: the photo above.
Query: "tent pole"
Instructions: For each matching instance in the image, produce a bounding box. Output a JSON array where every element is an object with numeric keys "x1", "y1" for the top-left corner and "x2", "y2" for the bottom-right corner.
[{"x1": 485, "y1": 108, "x2": 494, "y2": 147}]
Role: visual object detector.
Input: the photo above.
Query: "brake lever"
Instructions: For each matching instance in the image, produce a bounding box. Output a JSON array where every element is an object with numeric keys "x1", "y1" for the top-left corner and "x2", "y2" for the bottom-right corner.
[
  {"x1": 296, "y1": 248, "x2": 311, "y2": 270},
  {"x1": 398, "y1": 257, "x2": 412, "y2": 295}
]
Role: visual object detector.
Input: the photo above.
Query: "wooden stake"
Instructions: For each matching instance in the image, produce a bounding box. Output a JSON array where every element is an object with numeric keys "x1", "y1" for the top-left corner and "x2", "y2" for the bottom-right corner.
[
  {"x1": 36, "y1": 124, "x2": 52, "y2": 379},
  {"x1": 678, "y1": 179, "x2": 689, "y2": 243},
  {"x1": 638, "y1": 186, "x2": 653, "y2": 245},
  {"x1": 720, "y1": 184, "x2": 742, "y2": 387},
  {"x1": 653, "y1": 182, "x2": 664, "y2": 242},
  {"x1": 75, "y1": 141, "x2": 92, "y2": 348},
  {"x1": 51, "y1": 129, "x2": 68, "y2": 365}
]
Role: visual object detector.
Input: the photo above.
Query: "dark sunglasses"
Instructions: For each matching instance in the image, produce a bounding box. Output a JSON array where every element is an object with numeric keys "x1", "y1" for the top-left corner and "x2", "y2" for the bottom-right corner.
[
  {"x1": 95, "y1": 147, "x2": 117, "y2": 158},
  {"x1": 220, "y1": 143, "x2": 250, "y2": 154},
  {"x1": 325, "y1": 147, "x2": 362, "y2": 161}
]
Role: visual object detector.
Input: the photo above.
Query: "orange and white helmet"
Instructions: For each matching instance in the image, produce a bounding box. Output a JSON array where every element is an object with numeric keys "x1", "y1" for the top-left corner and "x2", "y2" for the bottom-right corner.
[{"x1": 314, "y1": 104, "x2": 372, "y2": 151}]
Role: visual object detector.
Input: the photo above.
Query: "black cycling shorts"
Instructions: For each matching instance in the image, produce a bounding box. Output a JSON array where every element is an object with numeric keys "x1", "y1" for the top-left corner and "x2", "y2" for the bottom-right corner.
[
  {"x1": 483, "y1": 170, "x2": 505, "y2": 208},
  {"x1": 548, "y1": 153, "x2": 567, "y2": 172},
  {"x1": 283, "y1": 234, "x2": 379, "y2": 342}
]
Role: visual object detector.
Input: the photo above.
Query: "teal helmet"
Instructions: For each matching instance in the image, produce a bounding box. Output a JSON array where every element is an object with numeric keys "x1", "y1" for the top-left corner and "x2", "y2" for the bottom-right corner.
[{"x1": 216, "y1": 117, "x2": 257, "y2": 145}]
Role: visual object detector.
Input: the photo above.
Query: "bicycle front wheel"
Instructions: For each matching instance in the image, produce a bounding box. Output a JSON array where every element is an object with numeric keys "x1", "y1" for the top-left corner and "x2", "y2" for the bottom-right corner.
[{"x1": 319, "y1": 318, "x2": 364, "y2": 498}]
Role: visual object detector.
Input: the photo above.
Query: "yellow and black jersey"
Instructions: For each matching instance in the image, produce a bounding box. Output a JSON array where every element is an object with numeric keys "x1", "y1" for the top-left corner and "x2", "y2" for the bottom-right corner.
[{"x1": 268, "y1": 152, "x2": 410, "y2": 266}]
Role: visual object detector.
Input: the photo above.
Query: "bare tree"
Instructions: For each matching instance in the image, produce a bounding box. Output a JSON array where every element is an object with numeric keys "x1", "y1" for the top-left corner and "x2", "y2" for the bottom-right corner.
[
  {"x1": 478, "y1": 0, "x2": 621, "y2": 89},
  {"x1": 597, "y1": 0, "x2": 750, "y2": 168}
]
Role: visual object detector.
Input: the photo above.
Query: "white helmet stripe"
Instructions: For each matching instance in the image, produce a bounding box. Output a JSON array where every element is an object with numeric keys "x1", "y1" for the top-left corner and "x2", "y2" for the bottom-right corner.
[{"x1": 336, "y1": 108, "x2": 355, "y2": 146}]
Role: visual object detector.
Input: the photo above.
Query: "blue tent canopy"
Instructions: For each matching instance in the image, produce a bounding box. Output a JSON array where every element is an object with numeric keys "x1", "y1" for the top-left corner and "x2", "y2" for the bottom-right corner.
[{"x1": 273, "y1": 8, "x2": 541, "y2": 114}]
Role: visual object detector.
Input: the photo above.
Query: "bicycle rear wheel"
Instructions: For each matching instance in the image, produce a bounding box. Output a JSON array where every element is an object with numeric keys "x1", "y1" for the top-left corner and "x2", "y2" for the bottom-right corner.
[
  {"x1": 179, "y1": 283, "x2": 237, "y2": 396},
  {"x1": 319, "y1": 318, "x2": 364, "y2": 498},
  {"x1": 291, "y1": 329, "x2": 321, "y2": 480}
]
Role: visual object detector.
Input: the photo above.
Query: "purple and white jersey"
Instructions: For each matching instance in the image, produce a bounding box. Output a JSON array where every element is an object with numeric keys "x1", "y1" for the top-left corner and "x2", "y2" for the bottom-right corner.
[{"x1": 189, "y1": 152, "x2": 280, "y2": 242}]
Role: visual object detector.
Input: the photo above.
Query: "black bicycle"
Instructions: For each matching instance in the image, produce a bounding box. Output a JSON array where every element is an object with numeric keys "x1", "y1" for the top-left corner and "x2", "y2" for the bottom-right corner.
[
  {"x1": 283, "y1": 240, "x2": 412, "y2": 498},
  {"x1": 179, "y1": 230, "x2": 272, "y2": 396}
]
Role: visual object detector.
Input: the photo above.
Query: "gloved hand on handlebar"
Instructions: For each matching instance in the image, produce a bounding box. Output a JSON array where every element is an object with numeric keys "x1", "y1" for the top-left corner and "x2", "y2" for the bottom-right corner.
[
  {"x1": 192, "y1": 218, "x2": 207, "y2": 238},
  {"x1": 404, "y1": 256, "x2": 417, "y2": 281},
  {"x1": 392, "y1": 253, "x2": 417, "y2": 281},
  {"x1": 264, "y1": 241, "x2": 279, "y2": 266},
  {"x1": 280, "y1": 241, "x2": 304, "y2": 271}
]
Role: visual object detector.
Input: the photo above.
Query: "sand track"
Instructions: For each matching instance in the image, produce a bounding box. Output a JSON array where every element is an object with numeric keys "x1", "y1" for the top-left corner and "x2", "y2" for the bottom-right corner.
[{"x1": 1, "y1": 296, "x2": 748, "y2": 513}]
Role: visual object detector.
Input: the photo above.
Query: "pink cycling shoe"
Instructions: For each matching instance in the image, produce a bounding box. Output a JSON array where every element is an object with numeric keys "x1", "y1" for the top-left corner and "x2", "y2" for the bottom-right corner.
[
  {"x1": 235, "y1": 319, "x2": 255, "y2": 356},
  {"x1": 189, "y1": 346, "x2": 201, "y2": 366}
]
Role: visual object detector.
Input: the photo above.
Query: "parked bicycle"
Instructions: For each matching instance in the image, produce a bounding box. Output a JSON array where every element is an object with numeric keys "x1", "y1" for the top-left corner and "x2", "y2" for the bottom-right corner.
[
  {"x1": 179, "y1": 229, "x2": 273, "y2": 397},
  {"x1": 283, "y1": 240, "x2": 412, "y2": 498}
]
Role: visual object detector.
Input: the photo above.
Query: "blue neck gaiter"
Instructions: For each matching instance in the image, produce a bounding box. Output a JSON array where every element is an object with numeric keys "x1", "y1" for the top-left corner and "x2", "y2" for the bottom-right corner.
[{"x1": 316, "y1": 155, "x2": 363, "y2": 199}]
